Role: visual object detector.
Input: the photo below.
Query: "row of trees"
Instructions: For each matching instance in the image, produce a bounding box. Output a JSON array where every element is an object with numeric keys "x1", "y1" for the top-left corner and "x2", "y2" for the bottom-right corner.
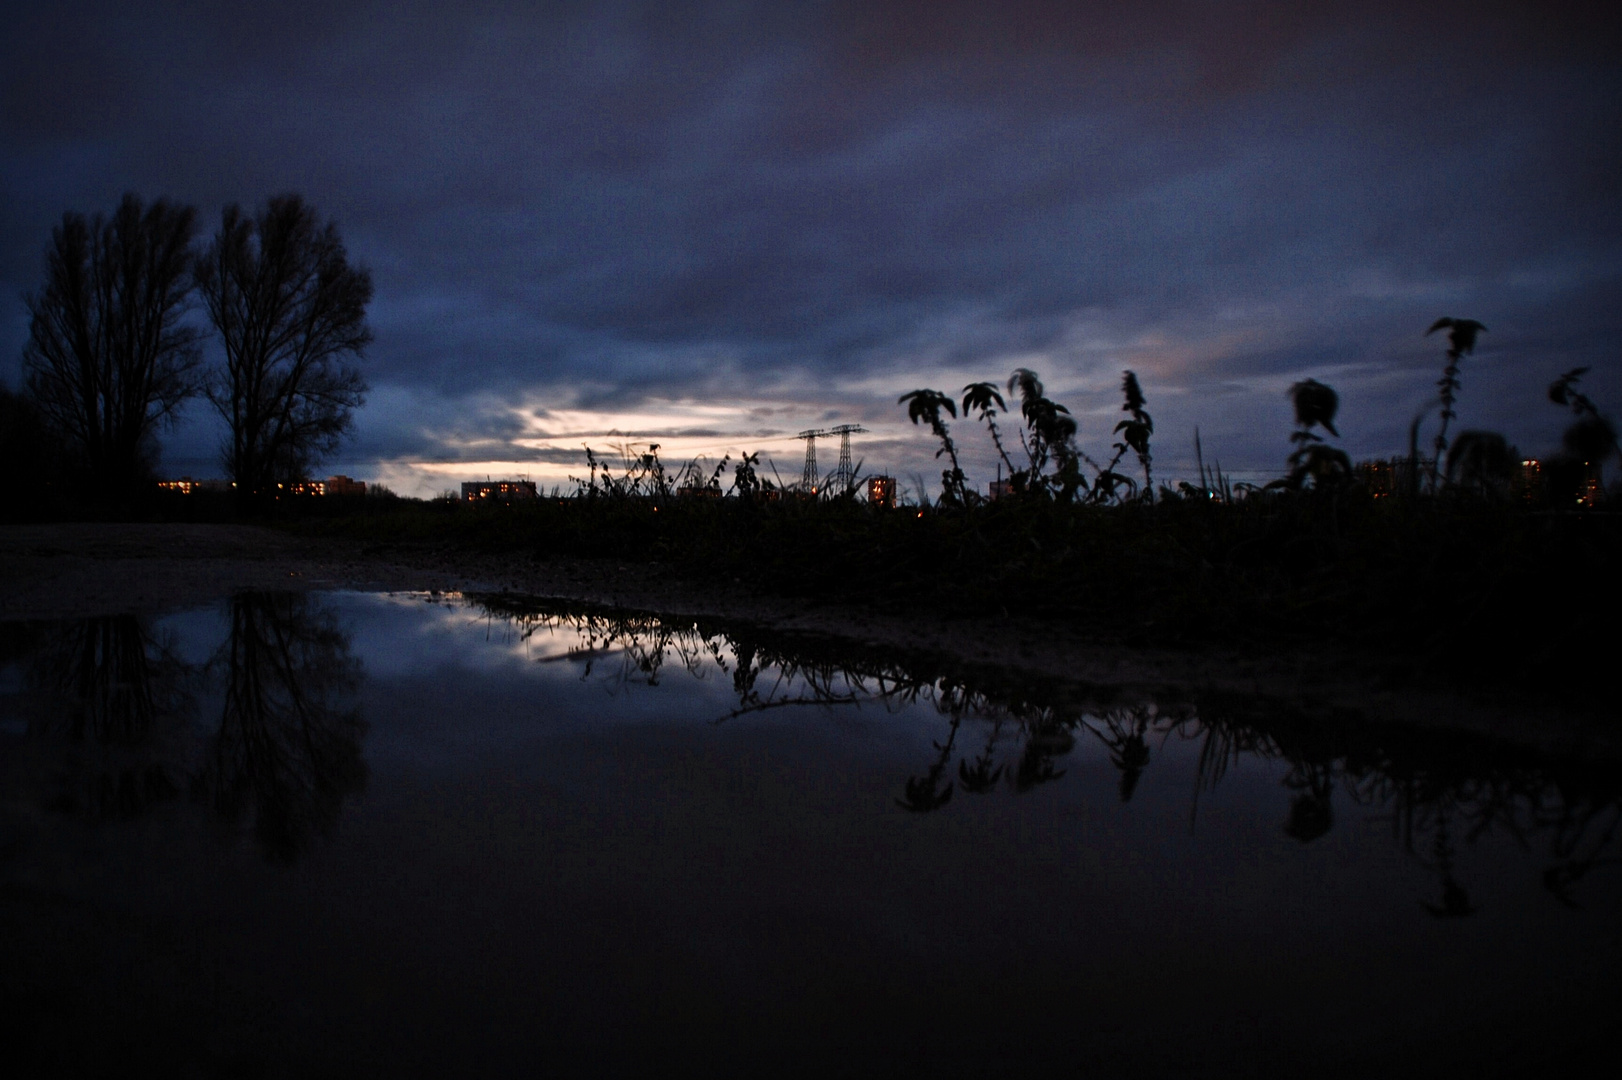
[{"x1": 18, "y1": 192, "x2": 372, "y2": 510}]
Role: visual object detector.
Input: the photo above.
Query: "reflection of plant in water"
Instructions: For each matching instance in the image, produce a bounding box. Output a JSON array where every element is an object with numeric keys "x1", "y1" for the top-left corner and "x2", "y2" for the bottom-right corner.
[
  {"x1": 470, "y1": 594, "x2": 1622, "y2": 906},
  {"x1": 500, "y1": 604, "x2": 887, "y2": 717},
  {"x1": 1282, "y1": 761, "x2": 1336, "y2": 844},
  {"x1": 1540, "y1": 797, "x2": 1621, "y2": 909},
  {"x1": 1418, "y1": 817, "x2": 1477, "y2": 919},
  {"x1": 898, "y1": 717, "x2": 958, "y2": 813},
  {"x1": 1090, "y1": 708, "x2": 1153, "y2": 803},
  {"x1": 958, "y1": 719, "x2": 1006, "y2": 794},
  {"x1": 1012, "y1": 718, "x2": 1072, "y2": 793},
  {"x1": 194, "y1": 593, "x2": 366, "y2": 860},
  {"x1": 1177, "y1": 702, "x2": 1622, "y2": 913}
]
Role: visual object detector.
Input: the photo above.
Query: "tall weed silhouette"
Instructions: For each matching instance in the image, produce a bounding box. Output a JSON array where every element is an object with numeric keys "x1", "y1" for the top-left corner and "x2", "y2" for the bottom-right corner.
[
  {"x1": 1095, "y1": 371, "x2": 1153, "y2": 502},
  {"x1": 899, "y1": 388, "x2": 966, "y2": 505},
  {"x1": 1425, "y1": 317, "x2": 1487, "y2": 490},
  {"x1": 1007, "y1": 368, "x2": 1085, "y2": 500},
  {"x1": 1281, "y1": 378, "x2": 1351, "y2": 490}
]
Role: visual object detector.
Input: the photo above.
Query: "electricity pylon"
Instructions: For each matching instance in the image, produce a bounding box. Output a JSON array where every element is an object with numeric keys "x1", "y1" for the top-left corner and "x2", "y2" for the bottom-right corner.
[
  {"x1": 797, "y1": 428, "x2": 829, "y2": 493},
  {"x1": 828, "y1": 424, "x2": 868, "y2": 495},
  {"x1": 798, "y1": 424, "x2": 868, "y2": 495}
]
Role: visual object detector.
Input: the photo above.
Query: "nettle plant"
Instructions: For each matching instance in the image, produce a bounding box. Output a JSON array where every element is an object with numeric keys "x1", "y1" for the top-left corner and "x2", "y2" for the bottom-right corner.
[
  {"x1": 898, "y1": 389, "x2": 967, "y2": 505},
  {"x1": 899, "y1": 368, "x2": 1156, "y2": 506},
  {"x1": 1549, "y1": 367, "x2": 1620, "y2": 472},
  {"x1": 1094, "y1": 372, "x2": 1153, "y2": 503},
  {"x1": 1425, "y1": 317, "x2": 1487, "y2": 490},
  {"x1": 1281, "y1": 378, "x2": 1352, "y2": 490}
]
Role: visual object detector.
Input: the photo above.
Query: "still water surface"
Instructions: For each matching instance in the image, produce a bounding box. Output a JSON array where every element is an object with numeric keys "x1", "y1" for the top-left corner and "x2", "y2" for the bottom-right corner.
[{"x1": 2, "y1": 590, "x2": 1617, "y2": 1076}]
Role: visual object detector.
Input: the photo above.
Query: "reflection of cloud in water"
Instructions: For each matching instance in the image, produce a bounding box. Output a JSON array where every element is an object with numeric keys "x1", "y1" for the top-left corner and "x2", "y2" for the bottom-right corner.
[{"x1": 343, "y1": 591, "x2": 629, "y2": 678}]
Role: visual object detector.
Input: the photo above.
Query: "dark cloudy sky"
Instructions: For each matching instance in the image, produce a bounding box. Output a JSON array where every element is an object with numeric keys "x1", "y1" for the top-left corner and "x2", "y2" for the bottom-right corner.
[{"x1": 3, "y1": 1, "x2": 1619, "y2": 496}]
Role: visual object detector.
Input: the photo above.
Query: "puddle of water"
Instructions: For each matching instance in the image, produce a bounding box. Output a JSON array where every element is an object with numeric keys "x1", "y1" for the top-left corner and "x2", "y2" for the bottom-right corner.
[{"x1": 1, "y1": 590, "x2": 1616, "y2": 1076}]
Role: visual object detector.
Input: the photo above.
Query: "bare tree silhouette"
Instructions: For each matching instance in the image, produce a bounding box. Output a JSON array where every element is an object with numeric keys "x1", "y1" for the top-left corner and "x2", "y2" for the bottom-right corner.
[
  {"x1": 196, "y1": 195, "x2": 372, "y2": 508},
  {"x1": 21, "y1": 194, "x2": 202, "y2": 507}
]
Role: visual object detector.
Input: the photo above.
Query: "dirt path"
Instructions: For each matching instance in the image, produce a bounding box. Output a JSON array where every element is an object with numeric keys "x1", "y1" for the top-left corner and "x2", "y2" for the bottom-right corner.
[{"x1": 3, "y1": 522, "x2": 1614, "y2": 757}]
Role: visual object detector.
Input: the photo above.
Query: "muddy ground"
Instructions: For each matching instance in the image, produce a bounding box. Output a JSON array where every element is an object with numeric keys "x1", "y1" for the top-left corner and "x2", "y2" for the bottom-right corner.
[{"x1": 2, "y1": 522, "x2": 1614, "y2": 756}]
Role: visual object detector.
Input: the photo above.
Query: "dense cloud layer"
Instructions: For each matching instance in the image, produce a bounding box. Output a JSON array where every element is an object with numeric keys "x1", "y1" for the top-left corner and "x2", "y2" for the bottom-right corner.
[{"x1": 4, "y1": 1, "x2": 1619, "y2": 494}]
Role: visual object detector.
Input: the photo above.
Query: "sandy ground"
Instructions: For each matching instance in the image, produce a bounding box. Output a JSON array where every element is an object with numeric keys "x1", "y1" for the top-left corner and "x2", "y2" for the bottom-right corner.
[{"x1": 3, "y1": 522, "x2": 1615, "y2": 757}]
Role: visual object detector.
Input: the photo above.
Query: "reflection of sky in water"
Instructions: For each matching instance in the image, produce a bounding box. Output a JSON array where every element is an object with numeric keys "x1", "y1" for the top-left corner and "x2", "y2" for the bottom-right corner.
[{"x1": 4, "y1": 590, "x2": 1618, "y2": 1074}]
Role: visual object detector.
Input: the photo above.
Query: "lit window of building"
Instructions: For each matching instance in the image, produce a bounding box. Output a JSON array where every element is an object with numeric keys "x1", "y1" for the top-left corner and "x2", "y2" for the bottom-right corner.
[{"x1": 461, "y1": 480, "x2": 539, "y2": 502}]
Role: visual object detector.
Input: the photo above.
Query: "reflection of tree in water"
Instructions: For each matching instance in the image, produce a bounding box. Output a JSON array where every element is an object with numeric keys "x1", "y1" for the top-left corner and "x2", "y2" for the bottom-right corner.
[
  {"x1": 472, "y1": 594, "x2": 1622, "y2": 911},
  {"x1": 194, "y1": 593, "x2": 366, "y2": 860},
  {"x1": 7, "y1": 594, "x2": 367, "y2": 860},
  {"x1": 15, "y1": 615, "x2": 190, "y2": 820}
]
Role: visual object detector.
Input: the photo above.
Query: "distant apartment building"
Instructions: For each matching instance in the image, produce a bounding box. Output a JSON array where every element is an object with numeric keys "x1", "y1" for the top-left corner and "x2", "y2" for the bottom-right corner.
[
  {"x1": 288, "y1": 475, "x2": 367, "y2": 497},
  {"x1": 866, "y1": 475, "x2": 896, "y2": 508},
  {"x1": 462, "y1": 480, "x2": 538, "y2": 502},
  {"x1": 156, "y1": 477, "x2": 230, "y2": 494},
  {"x1": 1354, "y1": 457, "x2": 1433, "y2": 497},
  {"x1": 988, "y1": 479, "x2": 1014, "y2": 501},
  {"x1": 1514, "y1": 459, "x2": 1544, "y2": 504}
]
